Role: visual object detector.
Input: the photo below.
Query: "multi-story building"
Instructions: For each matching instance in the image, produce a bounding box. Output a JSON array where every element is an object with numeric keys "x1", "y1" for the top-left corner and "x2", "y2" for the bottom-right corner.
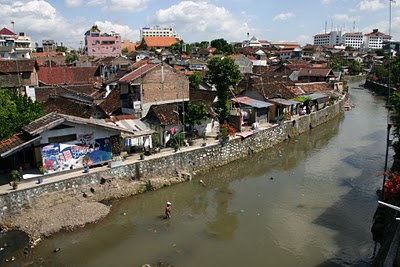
[
  {"x1": 364, "y1": 29, "x2": 391, "y2": 49},
  {"x1": 0, "y1": 28, "x2": 32, "y2": 59},
  {"x1": 84, "y1": 25, "x2": 121, "y2": 58},
  {"x1": 313, "y1": 31, "x2": 342, "y2": 47},
  {"x1": 140, "y1": 26, "x2": 182, "y2": 41},
  {"x1": 314, "y1": 29, "x2": 391, "y2": 49},
  {"x1": 342, "y1": 32, "x2": 364, "y2": 49}
]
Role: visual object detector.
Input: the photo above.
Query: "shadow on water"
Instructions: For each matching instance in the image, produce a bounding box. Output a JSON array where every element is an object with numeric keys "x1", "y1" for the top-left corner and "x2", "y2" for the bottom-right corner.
[
  {"x1": 0, "y1": 230, "x2": 29, "y2": 266},
  {"x1": 313, "y1": 133, "x2": 387, "y2": 266}
]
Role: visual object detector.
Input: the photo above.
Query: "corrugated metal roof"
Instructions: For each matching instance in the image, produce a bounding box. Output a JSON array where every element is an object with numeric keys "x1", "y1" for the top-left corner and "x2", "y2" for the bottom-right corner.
[
  {"x1": 269, "y1": 98, "x2": 299, "y2": 105},
  {"x1": 307, "y1": 93, "x2": 328, "y2": 100},
  {"x1": 231, "y1": 96, "x2": 273, "y2": 108}
]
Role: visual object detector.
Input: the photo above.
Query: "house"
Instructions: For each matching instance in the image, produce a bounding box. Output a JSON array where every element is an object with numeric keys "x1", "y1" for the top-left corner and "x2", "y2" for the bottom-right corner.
[
  {"x1": 118, "y1": 61, "x2": 189, "y2": 118},
  {"x1": 35, "y1": 84, "x2": 102, "y2": 103},
  {"x1": 37, "y1": 66, "x2": 100, "y2": 86},
  {"x1": 230, "y1": 96, "x2": 274, "y2": 127},
  {"x1": 265, "y1": 98, "x2": 300, "y2": 121},
  {"x1": 297, "y1": 68, "x2": 336, "y2": 83},
  {"x1": 141, "y1": 102, "x2": 183, "y2": 147},
  {"x1": 188, "y1": 59, "x2": 208, "y2": 71},
  {"x1": 307, "y1": 93, "x2": 330, "y2": 112},
  {"x1": 104, "y1": 115, "x2": 155, "y2": 154},
  {"x1": 236, "y1": 74, "x2": 297, "y2": 101},
  {"x1": 188, "y1": 89, "x2": 219, "y2": 137},
  {"x1": 42, "y1": 95, "x2": 109, "y2": 119},
  {"x1": 137, "y1": 36, "x2": 178, "y2": 52},
  {"x1": 229, "y1": 54, "x2": 253, "y2": 74},
  {"x1": 95, "y1": 56, "x2": 132, "y2": 80},
  {"x1": 0, "y1": 112, "x2": 137, "y2": 175},
  {"x1": 0, "y1": 59, "x2": 39, "y2": 93}
]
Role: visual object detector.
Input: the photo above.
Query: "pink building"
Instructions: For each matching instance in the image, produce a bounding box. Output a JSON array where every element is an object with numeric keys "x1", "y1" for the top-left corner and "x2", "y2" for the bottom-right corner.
[{"x1": 84, "y1": 25, "x2": 121, "y2": 58}]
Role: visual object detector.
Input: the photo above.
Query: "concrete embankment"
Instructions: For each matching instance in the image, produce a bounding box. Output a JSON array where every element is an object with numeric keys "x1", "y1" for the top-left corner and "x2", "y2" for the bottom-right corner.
[{"x1": 0, "y1": 94, "x2": 347, "y2": 240}]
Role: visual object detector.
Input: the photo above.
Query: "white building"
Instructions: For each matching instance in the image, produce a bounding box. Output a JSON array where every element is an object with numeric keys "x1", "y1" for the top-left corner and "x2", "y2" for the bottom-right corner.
[
  {"x1": 364, "y1": 29, "x2": 391, "y2": 49},
  {"x1": 313, "y1": 29, "x2": 391, "y2": 50},
  {"x1": 342, "y1": 32, "x2": 364, "y2": 49},
  {"x1": 313, "y1": 31, "x2": 342, "y2": 46},
  {"x1": 140, "y1": 26, "x2": 182, "y2": 41},
  {"x1": 0, "y1": 28, "x2": 32, "y2": 59}
]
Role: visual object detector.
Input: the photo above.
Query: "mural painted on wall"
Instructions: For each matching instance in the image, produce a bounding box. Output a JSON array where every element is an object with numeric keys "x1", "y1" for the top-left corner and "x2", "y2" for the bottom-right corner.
[{"x1": 41, "y1": 137, "x2": 112, "y2": 175}]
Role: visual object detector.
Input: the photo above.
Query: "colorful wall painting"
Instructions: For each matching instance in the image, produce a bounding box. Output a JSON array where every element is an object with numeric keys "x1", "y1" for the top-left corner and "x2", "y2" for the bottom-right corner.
[{"x1": 40, "y1": 137, "x2": 112, "y2": 175}]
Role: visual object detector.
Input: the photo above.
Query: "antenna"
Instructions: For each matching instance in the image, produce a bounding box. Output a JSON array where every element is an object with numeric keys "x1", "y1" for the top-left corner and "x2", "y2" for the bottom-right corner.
[
  {"x1": 353, "y1": 21, "x2": 355, "y2": 32},
  {"x1": 325, "y1": 21, "x2": 327, "y2": 34}
]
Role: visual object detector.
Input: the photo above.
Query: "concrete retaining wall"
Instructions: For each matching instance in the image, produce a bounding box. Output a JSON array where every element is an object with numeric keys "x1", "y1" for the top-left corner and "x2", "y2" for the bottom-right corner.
[{"x1": 0, "y1": 95, "x2": 347, "y2": 222}]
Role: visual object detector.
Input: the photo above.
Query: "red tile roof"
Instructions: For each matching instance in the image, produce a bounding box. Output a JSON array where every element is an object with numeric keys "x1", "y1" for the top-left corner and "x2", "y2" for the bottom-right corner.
[
  {"x1": 98, "y1": 88, "x2": 121, "y2": 115},
  {"x1": 37, "y1": 66, "x2": 98, "y2": 85},
  {"x1": 298, "y1": 68, "x2": 334, "y2": 77},
  {"x1": 43, "y1": 96, "x2": 99, "y2": 119},
  {"x1": 148, "y1": 103, "x2": 180, "y2": 126},
  {"x1": 0, "y1": 27, "x2": 16, "y2": 36},
  {"x1": 142, "y1": 36, "x2": 177, "y2": 48},
  {"x1": 0, "y1": 59, "x2": 37, "y2": 73},
  {"x1": 119, "y1": 63, "x2": 159, "y2": 83},
  {"x1": 0, "y1": 132, "x2": 39, "y2": 158}
]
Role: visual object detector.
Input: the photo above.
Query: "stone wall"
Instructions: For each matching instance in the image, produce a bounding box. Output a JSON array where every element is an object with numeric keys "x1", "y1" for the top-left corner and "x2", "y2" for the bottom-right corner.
[{"x1": 0, "y1": 95, "x2": 347, "y2": 222}]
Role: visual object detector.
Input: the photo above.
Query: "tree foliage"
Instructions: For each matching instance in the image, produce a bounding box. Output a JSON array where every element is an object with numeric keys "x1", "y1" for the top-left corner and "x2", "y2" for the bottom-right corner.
[
  {"x1": 210, "y1": 39, "x2": 236, "y2": 55},
  {"x1": 0, "y1": 90, "x2": 43, "y2": 140},
  {"x1": 189, "y1": 72, "x2": 202, "y2": 90},
  {"x1": 348, "y1": 60, "x2": 363, "y2": 75},
  {"x1": 207, "y1": 57, "x2": 241, "y2": 123},
  {"x1": 185, "y1": 104, "x2": 209, "y2": 126}
]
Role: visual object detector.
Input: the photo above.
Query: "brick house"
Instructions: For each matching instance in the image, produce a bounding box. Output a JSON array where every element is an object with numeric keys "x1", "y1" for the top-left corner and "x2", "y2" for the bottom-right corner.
[
  {"x1": 118, "y1": 61, "x2": 189, "y2": 118},
  {"x1": 0, "y1": 59, "x2": 39, "y2": 93}
]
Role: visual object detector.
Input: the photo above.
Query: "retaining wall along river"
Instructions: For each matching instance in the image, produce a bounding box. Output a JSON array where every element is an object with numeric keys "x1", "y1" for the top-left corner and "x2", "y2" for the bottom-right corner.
[{"x1": 0, "y1": 95, "x2": 347, "y2": 223}]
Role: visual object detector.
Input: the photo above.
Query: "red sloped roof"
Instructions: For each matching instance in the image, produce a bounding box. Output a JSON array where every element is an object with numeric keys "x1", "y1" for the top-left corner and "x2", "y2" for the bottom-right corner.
[
  {"x1": 0, "y1": 27, "x2": 16, "y2": 36},
  {"x1": 37, "y1": 66, "x2": 98, "y2": 85},
  {"x1": 143, "y1": 36, "x2": 177, "y2": 47},
  {"x1": 119, "y1": 63, "x2": 159, "y2": 83}
]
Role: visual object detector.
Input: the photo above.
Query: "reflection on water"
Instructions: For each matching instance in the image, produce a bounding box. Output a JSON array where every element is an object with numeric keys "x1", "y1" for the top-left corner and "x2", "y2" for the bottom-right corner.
[{"x1": 3, "y1": 87, "x2": 390, "y2": 267}]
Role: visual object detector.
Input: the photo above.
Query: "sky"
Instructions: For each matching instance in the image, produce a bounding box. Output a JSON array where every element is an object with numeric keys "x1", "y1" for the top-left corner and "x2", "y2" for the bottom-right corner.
[{"x1": 1, "y1": 0, "x2": 400, "y2": 49}]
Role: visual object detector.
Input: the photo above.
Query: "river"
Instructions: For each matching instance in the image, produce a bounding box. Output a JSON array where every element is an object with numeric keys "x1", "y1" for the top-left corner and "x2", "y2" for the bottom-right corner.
[{"x1": 1, "y1": 85, "x2": 391, "y2": 267}]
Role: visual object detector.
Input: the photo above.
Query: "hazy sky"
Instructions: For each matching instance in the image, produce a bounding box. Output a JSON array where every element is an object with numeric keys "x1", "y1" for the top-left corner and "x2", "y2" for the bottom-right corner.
[{"x1": 1, "y1": 0, "x2": 399, "y2": 49}]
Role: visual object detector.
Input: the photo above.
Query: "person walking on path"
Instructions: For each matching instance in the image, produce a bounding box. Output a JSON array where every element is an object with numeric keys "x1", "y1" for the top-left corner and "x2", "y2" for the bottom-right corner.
[{"x1": 165, "y1": 202, "x2": 172, "y2": 219}]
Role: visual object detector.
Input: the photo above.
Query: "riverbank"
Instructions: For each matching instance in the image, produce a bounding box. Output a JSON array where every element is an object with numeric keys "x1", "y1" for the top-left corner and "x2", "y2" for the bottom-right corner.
[{"x1": 0, "y1": 93, "x2": 347, "y2": 243}]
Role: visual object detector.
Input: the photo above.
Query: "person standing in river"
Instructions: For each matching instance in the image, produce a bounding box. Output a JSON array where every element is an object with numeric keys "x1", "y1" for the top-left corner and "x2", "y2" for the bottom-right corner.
[{"x1": 165, "y1": 202, "x2": 172, "y2": 219}]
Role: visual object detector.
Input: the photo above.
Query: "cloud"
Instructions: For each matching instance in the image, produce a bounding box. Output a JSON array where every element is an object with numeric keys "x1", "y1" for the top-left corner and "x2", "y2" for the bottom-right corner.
[
  {"x1": 0, "y1": 0, "x2": 88, "y2": 48},
  {"x1": 332, "y1": 14, "x2": 356, "y2": 22},
  {"x1": 152, "y1": 1, "x2": 256, "y2": 42},
  {"x1": 295, "y1": 34, "x2": 313, "y2": 45},
  {"x1": 102, "y1": 0, "x2": 149, "y2": 13},
  {"x1": 93, "y1": 20, "x2": 140, "y2": 41},
  {"x1": 65, "y1": 0, "x2": 82, "y2": 8},
  {"x1": 321, "y1": 0, "x2": 330, "y2": 5},
  {"x1": 358, "y1": 0, "x2": 385, "y2": 11},
  {"x1": 273, "y1": 12, "x2": 295, "y2": 21}
]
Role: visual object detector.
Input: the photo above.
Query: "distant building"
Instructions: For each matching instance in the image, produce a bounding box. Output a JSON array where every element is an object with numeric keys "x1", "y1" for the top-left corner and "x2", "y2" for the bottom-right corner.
[
  {"x1": 121, "y1": 40, "x2": 137, "y2": 53},
  {"x1": 84, "y1": 25, "x2": 122, "y2": 58},
  {"x1": 313, "y1": 29, "x2": 391, "y2": 49},
  {"x1": 313, "y1": 31, "x2": 342, "y2": 47},
  {"x1": 364, "y1": 29, "x2": 391, "y2": 49},
  {"x1": 0, "y1": 28, "x2": 32, "y2": 59},
  {"x1": 140, "y1": 26, "x2": 182, "y2": 41},
  {"x1": 342, "y1": 32, "x2": 363, "y2": 49}
]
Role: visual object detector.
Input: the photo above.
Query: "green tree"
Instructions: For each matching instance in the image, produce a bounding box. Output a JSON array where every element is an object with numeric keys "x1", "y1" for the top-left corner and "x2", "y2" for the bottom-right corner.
[
  {"x1": 207, "y1": 57, "x2": 241, "y2": 123},
  {"x1": 374, "y1": 64, "x2": 389, "y2": 83},
  {"x1": 210, "y1": 39, "x2": 235, "y2": 55},
  {"x1": 189, "y1": 72, "x2": 202, "y2": 89},
  {"x1": 170, "y1": 43, "x2": 182, "y2": 55},
  {"x1": 348, "y1": 60, "x2": 363, "y2": 75},
  {"x1": 185, "y1": 104, "x2": 209, "y2": 127},
  {"x1": 0, "y1": 90, "x2": 43, "y2": 140}
]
